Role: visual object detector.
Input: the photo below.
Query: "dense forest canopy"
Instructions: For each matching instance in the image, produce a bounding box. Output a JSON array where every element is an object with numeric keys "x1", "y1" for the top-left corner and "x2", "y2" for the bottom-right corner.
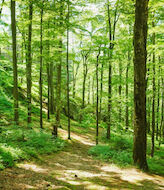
[{"x1": 0, "y1": 0, "x2": 164, "y2": 189}]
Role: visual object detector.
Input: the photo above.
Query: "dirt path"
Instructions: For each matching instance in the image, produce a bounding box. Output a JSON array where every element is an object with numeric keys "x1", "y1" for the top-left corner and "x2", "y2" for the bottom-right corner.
[{"x1": 0, "y1": 127, "x2": 164, "y2": 190}]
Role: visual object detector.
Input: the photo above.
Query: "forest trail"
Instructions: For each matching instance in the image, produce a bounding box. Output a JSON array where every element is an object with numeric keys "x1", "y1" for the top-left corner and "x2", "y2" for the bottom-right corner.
[{"x1": 0, "y1": 127, "x2": 164, "y2": 190}]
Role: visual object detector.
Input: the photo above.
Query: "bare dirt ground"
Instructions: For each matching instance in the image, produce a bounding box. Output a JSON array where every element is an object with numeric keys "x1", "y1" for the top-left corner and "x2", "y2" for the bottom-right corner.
[{"x1": 0, "y1": 127, "x2": 164, "y2": 190}]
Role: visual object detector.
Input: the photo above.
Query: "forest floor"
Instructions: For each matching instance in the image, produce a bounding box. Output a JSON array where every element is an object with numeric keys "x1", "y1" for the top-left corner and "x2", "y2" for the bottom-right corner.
[{"x1": 0, "y1": 125, "x2": 164, "y2": 190}]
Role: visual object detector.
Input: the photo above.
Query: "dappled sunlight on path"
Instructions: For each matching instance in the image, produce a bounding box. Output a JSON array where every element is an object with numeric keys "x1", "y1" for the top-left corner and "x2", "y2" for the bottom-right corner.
[{"x1": 0, "y1": 127, "x2": 164, "y2": 190}]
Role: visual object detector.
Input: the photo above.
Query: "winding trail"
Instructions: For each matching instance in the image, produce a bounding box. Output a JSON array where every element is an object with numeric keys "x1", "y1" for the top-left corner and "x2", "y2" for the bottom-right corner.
[{"x1": 0, "y1": 127, "x2": 164, "y2": 190}]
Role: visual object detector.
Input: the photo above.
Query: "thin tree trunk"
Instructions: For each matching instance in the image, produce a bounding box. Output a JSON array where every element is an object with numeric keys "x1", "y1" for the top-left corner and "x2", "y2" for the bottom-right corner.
[
  {"x1": 106, "y1": 0, "x2": 119, "y2": 139},
  {"x1": 46, "y1": 22, "x2": 50, "y2": 120},
  {"x1": 100, "y1": 52, "x2": 104, "y2": 119},
  {"x1": 39, "y1": 2, "x2": 44, "y2": 129},
  {"x1": 27, "y1": 2, "x2": 33, "y2": 125},
  {"x1": 11, "y1": 0, "x2": 19, "y2": 125},
  {"x1": 156, "y1": 62, "x2": 160, "y2": 140},
  {"x1": 125, "y1": 51, "x2": 131, "y2": 130},
  {"x1": 92, "y1": 75, "x2": 95, "y2": 104},
  {"x1": 96, "y1": 47, "x2": 101, "y2": 145},
  {"x1": 50, "y1": 62, "x2": 54, "y2": 114},
  {"x1": 53, "y1": 0, "x2": 63, "y2": 137},
  {"x1": 147, "y1": 97, "x2": 151, "y2": 133},
  {"x1": 119, "y1": 59, "x2": 122, "y2": 123},
  {"x1": 107, "y1": 2, "x2": 112, "y2": 139},
  {"x1": 82, "y1": 56, "x2": 88, "y2": 108},
  {"x1": 146, "y1": 55, "x2": 151, "y2": 133},
  {"x1": 151, "y1": 20, "x2": 156, "y2": 158},
  {"x1": 67, "y1": 0, "x2": 71, "y2": 140},
  {"x1": 133, "y1": 0, "x2": 149, "y2": 170}
]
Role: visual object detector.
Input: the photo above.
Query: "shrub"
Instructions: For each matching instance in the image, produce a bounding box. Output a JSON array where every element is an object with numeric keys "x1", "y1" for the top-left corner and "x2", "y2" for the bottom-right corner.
[{"x1": 0, "y1": 129, "x2": 65, "y2": 170}]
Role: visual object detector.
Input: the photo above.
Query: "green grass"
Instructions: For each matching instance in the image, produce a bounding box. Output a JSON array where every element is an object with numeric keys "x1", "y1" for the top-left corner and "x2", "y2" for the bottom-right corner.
[
  {"x1": 88, "y1": 132, "x2": 133, "y2": 166},
  {"x1": 89, "y1": 130, "x2": 164, "y2": 175},
  {"x1": 0, "y1": 128, "x2": 65, "y2": 170}
]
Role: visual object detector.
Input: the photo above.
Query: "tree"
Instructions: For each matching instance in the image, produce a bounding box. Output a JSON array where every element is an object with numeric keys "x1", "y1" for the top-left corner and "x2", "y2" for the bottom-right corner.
[
  {"x1": 106, "y1": 0, "x2": 120, "y2": 139},
  {"x1": 151, "y1": 18, "x2": 155, "y2": 158},
  {"x1": 26, "y1": 1, "x2": 33, "y2": 125},
  {"x1": 133, "y1": 0, "x2": 149, "y2": 170},
  {"x1": 125, "y1": 50, "x2": 131, "y2": 130},
  {"x1": 96, "y1": 46, "x2": 101, "y2": 145},
  {"x1": 39, "y1": 1, "x2": 44, "y2": 129},
  {"x1": 11, "y1": 0, "x2": 19, "y2": 125},
  {"x1": 67, "y1": 0, "x2": 71, "y2": 140},
  {"x1": 53, "y1": 0, "x2": 64, "y2": 137}
]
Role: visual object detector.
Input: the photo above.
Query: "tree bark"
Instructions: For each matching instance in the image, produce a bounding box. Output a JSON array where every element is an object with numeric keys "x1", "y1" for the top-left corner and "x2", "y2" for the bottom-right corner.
[
  {"x1": 11, "y1": 0, "x2": 19, "y2": 125},
  {"x1": 151, "y1": 20, "x2": 156, "y2": 158},
  {"x1": 106, "y1": 0, "x2": 119, "y2": 139},
  {"x1": 53, "y1": 0, "x2": 63, "y2": 137},
  {"x1": 46, "y1": 21, "x2": 50, "y2": 120},
  {"x1": 133, "y1": 0, "x2": 149, "y2": 170},
  {"x1": 100, "y1": 49, "x2": 105, "y2": 120},
  {"x1": 156, "y1": 62, "x2": 160, "y2": 140},
  {"x1": 92, "y1": 75, "x2": 95, "y2": 104},
  {"x1": 26, "y1": 2, "x2": 33, "y2": 125},
  {"x1": 125, "y1": 51, "x2": 131, "y2": 130},
  {"x1": 67, "y1": 0, "x2": 71, "y2": 140},
  {"x1": 96, "y1": 47, "x2": 101, "y2": 145},
  {"x1": 39, "y1": 2, "x2": 44, "y2": 129},
  {"x1": 119, "y1": 59, "x2": 122, "y2": 123}
]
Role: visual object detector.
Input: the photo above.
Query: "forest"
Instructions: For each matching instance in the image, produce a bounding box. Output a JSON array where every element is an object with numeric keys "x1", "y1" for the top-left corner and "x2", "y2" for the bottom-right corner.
[{"x1": 0, "y1": 0, "x2": 164, "y2": 189}]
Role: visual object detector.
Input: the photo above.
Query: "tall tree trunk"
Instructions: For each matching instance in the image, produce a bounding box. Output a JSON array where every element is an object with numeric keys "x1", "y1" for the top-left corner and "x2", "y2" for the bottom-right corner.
[
  {"x1": 106, "y1": 0, "x2": 119, "y2": 139},
  {"x1": 67, "y1": 0, "x2": 71, "y2": 140},
  {"x1": 96, "y1": 47, "x2": 101, "y2": 145},
  {"x1": 118, "y1": 59, "x2": 122, "y2": 123},
  {"x1": 39, "y1": 3, "x2": 44, "y2": 129},
  {"x1": 133, "y1": 0, "x2": 149, "y2": 170},
  {"x1": 53, "y1": 0, "x2": 63, "y2": 137},
  {"x1": 125, "y1": 51, "x2": 131, "y2": 130},
  {"x1": 146, "y1": 55, "x2": 151, "y2": 133},
  {"x1": 50, "y1": 62, "x2": 54, "y2": 114},
  {"x1": 156, "y1": 62, "x2": 160, "y2": 140},
  {"x1": 92, "y1": 75, "x2": 95, "y2": 104},
  {"x1": 27, "y1": 2, "x2": 33, "y2": 125},
  {"x1": 46, "y1": 22, "x2": 50, "y2": 120},
  {"x1": 100, "y1": 63, "x2": 103, "y2": 119},
  {"x1": 11, "y1": 0, "x2": 19, "y2": 125},
  {"x1": 151, "y1": 20, "x2": 155, "y2": 158},
  {"x1": 107, "y1": 2, "x2": 112, "y2": 139},
  {"x1": 147, "y1": 97, "x2": 151, "y2": 133}
]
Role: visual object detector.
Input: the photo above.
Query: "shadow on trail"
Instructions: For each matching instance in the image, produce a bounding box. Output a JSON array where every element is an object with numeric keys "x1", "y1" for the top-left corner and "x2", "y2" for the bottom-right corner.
[{"x1": 0, "y1": 128, "x2": 164, "y2": 190}]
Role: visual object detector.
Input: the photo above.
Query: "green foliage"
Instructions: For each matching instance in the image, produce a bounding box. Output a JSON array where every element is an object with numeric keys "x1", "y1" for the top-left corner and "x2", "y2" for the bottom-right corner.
[
  {"x1": 148, "y1": 149, "x2": 164, "y2": 175},
  {"x1": 0, "y1": 129, "x2": 65, "y2": 170},
  {"x1": 88, "y1": 145, "x2": 132, "y2": 166},
  {"x1": 89, "y1": 131, "x2": 133, "y2": 166}
]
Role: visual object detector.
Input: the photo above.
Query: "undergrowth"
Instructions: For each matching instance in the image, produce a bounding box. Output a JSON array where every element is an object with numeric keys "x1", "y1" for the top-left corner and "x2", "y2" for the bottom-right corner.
[
  {"x1": 88, "y1": 130, "x2": 164, "y2": 175},
  {"x1": 0, "y1": 128, "x2": 65, "y2": 170}
]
